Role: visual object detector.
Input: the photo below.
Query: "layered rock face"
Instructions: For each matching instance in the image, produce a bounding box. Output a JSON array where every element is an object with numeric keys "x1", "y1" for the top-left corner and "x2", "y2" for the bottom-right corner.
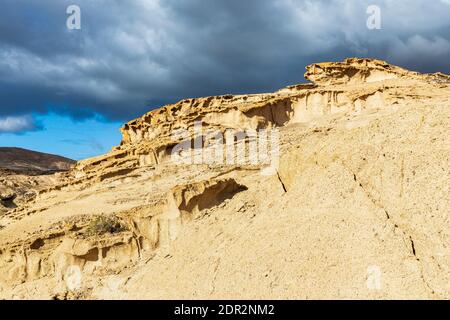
[{"x1": 0, "y1": 58, "x2": 449, "y2": 299}]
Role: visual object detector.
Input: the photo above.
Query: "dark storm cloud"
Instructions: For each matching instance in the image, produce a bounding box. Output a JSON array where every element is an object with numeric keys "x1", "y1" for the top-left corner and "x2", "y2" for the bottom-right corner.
[{"x1": 1, "y1": 0, "x2": 450, "y2": 130}]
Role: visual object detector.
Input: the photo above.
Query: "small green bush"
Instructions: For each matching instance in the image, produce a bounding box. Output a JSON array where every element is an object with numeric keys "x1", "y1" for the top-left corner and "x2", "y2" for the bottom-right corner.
[{"x1": 85, "y1": 215, "x2": 127, "y2": 236}]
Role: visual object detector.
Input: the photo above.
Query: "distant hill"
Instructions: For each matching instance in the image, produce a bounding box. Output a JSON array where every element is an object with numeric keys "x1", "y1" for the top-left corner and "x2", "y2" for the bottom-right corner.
[{"x1": 0, "y1": 147, "x2": 75, "y2": 174}]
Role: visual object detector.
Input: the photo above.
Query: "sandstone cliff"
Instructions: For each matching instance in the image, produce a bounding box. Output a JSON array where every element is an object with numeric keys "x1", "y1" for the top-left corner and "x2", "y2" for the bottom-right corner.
[{"x1": 0, "y1": 58, "x2": 448, "y2": 299}]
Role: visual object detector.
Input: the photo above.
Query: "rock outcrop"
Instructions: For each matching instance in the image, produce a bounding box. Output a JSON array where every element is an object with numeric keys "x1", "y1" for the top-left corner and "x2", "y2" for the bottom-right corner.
[{"x1": 0, "y1": 58, "x2": 448, "y2": 299}]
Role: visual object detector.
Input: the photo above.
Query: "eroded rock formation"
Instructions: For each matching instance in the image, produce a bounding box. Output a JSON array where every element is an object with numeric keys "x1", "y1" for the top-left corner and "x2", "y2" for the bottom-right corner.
[{"x1": 0, "y1": 58, "x2": 449, "y2": 299}]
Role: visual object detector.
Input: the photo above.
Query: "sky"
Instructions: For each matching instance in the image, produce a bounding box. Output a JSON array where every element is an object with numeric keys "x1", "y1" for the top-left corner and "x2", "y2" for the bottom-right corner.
[{"x1": 1, "y1": 0, "x2": 450, "y2": 160}]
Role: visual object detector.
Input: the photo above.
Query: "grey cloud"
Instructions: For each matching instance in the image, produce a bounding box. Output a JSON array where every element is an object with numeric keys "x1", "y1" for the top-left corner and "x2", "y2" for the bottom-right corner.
[
  {"x1": 0, "y1": 114, "x2": 43, "y2": 133},
  {"x1": 0, "y1": 0, "x2": 450, "y2": 124}
]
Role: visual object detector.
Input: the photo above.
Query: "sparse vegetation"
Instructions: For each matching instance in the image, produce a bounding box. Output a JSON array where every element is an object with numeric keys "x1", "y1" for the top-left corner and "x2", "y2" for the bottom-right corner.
[{"x1": 84, "y1": 215, "x2": 127, "y2": 236}]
